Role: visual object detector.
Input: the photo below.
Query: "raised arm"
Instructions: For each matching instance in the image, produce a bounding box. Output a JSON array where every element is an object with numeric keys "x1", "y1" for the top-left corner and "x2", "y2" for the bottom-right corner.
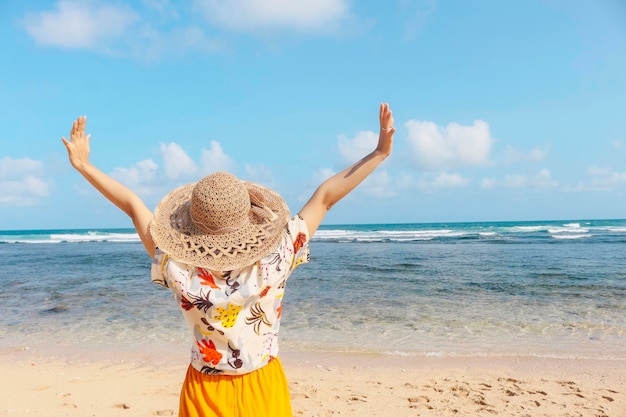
[
  {"x1": 62, "y1": 116, "x2": 156, "y2": 257},
  {"x1": 298, "y1": 103, "x2": 396, "y2": 236}
]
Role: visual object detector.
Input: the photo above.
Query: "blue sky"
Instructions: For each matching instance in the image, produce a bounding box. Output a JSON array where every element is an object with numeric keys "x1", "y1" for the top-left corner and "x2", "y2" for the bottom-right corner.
[{"x1": 1, "y1": 0, "x2": 625, "y2": 230}]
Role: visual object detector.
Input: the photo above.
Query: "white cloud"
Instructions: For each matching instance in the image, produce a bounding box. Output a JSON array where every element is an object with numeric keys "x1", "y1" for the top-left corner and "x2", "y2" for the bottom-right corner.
[
  {"x1": 587, "y1": 166, "x2": 611, "y2": 177},
  {"x1": 480, "y1": 177, "x2": 497, "y2": 189},
  {"x1": 612, "y1": 139, "x2": 623, "y2": 149},
  {"x1": 22, "y1": 1, "x2": 218, "y2": 60},
  {"x1": 160, "y1": 142, "x2": 198, "y2": 179},
  {"x1": 400, "y1": 0, "x2": 436, "y2": 40},
  {"x1": 0, "y1": 157, "x2": 42, "y2": 178},
  {"x1": 350, "y1": 170, "x2": 469, "y2": 196},
  {"x1": 337, "y1": 130, "x2": 378, "y2": 163},
  {"x1": 141, "y1": 0, "x2": 178, "y2": 16},
  {"x1": 0, "y1": 157, "x2": 50, "y2": 206},
  {"x1": 500, "y1": 145, "x2": 546, "y2": 165},
  {"x1": 200, "y1": 141, "x2": 236, "y2": 174},
  {"x1": 23, "y1": 0, "x2": 139, "y2": 49},
  {"x1": 110, "y1": 159, "x2": 159, "y2": 195},
  {"x1": 408, "y1": 171, "x2": 470, "y2": 191},
  {"x1": 111, "y1": 159, "x2": 158, "y2": 185},
  {"x1": 316, "y1": 168, "x2": 336, "y2": 183},
  {"x1": 194, "y1": 0, "x2": 349, "y2": 32},
  {"x1": 566, "y1": 166, "x2": 626, "y2": 192},
  {"x1": 588, "y1": 169, "x2": 626, "y2": 188},
  {"x1": 294, "y1": 168, "x2": 332, "y2": 205},
  {"x1": 105, "y1": 140, "x2": 238, "y2": 200},
  {"x1": 244, "y1": 163, "x2": 279, "y2": 190},
  {"x1": 405, "y1": 120, "x2": 493, "y2": 170},
  {"x1": 306, "y1": 167, "x2": 396, "y2": 199},
  {"x1": 429, "y1": 171, "x2": 470, "y2": 188},
  {"x1": 304, "y1": 131, "x2": 396, "y2": 201},
  {"x1": 134, "y1": 24, "x2": 220, "y2": 60},
  {"x1": 481, "y1": 168, "x2": 558, "y2": 189},
  {"x1": 22, "y1": 0, "x2": 353, "y2": 59},
  {"x1": 360, "y1": 170, "x2": 396, "y2": 197}
]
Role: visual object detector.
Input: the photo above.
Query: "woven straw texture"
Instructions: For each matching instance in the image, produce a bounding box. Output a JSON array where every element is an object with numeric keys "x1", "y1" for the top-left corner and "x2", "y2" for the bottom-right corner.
[{"x1": 150, "y1": 172, "x2": 290, "y2": 271}]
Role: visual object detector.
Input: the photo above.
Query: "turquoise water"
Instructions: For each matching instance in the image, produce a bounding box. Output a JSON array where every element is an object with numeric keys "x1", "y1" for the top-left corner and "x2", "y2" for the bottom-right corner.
[{"x1": 1, "y1": 219, "x2": 625, "y2": 359}]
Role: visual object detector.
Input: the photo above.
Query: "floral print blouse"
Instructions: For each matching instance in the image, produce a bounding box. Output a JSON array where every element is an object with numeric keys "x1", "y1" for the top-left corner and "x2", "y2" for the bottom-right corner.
[{"x1": 151, "y1": 216, "x2": 309, "y2": 375}]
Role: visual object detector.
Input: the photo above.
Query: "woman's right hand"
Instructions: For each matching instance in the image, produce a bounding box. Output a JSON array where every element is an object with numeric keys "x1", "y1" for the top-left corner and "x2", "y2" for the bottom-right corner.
[
  {"x1": 61, "y1": 116, "x2": 91, "y2": 171},
  {"x1": 298, "y1": 103, "x2": 396, "y2": 237}
]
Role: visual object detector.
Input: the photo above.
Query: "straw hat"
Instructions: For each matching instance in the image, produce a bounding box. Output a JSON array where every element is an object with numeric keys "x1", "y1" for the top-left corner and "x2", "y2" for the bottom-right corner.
[{"x1": 150, "y1": 172, "x2": 290, "y2": 271}]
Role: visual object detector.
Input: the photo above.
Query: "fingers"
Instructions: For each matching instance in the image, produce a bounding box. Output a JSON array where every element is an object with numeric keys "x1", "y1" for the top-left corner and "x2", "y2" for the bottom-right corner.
[
  {"x1": 379, "y1": 102, "x2": 389, "y2": 121},
  {"x1": 63, "y1": 116, "x2": 90, "y2": 168},
  {"x1": 379, "y1": 102, "x2": 394, "y2": 130},
  {"x1": 379, "y1": 103, "x2": 391, "y2": 117},
  {"x1": 70, "y1": 116, "x2": 88, "y2": 140},
  {"x1": 77, "y1": 115, "x2": 86, "y2": 136}
]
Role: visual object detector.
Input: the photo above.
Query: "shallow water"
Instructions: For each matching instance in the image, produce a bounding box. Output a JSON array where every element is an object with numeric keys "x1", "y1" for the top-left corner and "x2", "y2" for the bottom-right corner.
[{"x1": 1, "y1": 219, "x2": 625, "y2": 360}]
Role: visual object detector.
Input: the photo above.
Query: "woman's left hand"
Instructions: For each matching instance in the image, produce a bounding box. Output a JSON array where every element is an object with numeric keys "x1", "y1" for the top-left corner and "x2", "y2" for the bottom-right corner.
[
  {"x1": 61, "y1": 116, "x2": 91, "y2": 171},
  {"x1": 377, "y1": 103, "x2": 395, "y2": 157}
]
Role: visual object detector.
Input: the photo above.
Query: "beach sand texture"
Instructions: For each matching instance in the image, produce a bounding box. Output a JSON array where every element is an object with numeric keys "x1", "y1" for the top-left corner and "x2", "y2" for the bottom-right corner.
[{"x1": 1, "y1": 350, "x2": 624, "y2": 417}]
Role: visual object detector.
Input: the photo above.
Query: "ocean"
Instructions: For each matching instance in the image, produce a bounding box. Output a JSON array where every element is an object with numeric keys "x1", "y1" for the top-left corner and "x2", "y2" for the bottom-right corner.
[{"x1": 1, "y1": 219, "x2": 625, "y2": 360}]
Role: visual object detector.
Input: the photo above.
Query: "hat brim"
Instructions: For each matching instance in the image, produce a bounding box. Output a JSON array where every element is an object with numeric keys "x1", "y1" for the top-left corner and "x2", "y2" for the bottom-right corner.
[{"x1": 150, "y1": 181, "x2": 290, "y2": 271}]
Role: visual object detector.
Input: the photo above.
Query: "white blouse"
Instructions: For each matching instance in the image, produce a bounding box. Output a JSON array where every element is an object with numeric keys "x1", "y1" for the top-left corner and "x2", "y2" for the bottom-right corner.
[{"x1": 151, "y1": 216, "x2": 310, "y2": 375}]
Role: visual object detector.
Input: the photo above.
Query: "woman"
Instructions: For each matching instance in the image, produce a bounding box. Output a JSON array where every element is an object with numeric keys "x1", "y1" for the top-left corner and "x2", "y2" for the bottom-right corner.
[{"x1": 62, "y1": 103, "x2": 395, "y2": 416}]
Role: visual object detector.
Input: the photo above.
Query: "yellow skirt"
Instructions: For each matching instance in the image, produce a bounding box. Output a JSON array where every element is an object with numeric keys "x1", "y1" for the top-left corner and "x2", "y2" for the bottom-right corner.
[{"x1": 179, "y1": 357, "x2": 292, "y2": 417}]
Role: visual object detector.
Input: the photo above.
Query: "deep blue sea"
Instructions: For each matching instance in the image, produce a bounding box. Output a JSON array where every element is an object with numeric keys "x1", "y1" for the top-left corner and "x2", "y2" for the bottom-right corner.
[{"x1": 1, "y1": 219, "x2": 625, "y2": 360}]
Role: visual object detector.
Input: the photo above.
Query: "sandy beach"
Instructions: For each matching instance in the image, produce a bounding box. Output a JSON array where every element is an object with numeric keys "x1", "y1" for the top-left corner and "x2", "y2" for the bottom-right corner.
[
  {"x1": 3, "y1": 224, "x2": 625, "y2": 416},
  {"x1": 1, "y1": 346, "x2": 623, "y2": 417}
]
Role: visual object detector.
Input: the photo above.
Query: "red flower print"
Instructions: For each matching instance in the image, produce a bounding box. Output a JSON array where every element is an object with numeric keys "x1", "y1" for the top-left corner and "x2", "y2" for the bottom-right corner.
[
  {"x1": 259, "y1": 286, "x2": 271, "y2": 298},
  {"x1": 180, "y1": 295, "x2": 194, "y2": 311},
  {"x1": 197, "y1": 339, "x2": 222, "y2": 365},
  {"x1": 198, "y1": 268, "x2": 220, "y2": 289},
  {"x1": 276, "y1": 302, "x2": 283, "y2": 319},
  {"x1": 293, "y1": 232, "x2": 307, "y2": 253}
]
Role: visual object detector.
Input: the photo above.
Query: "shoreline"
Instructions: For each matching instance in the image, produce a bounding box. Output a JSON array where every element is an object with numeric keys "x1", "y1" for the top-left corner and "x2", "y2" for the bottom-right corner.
[
  {"x1": 2, "y1": 345, "x2": 624, "y2": 416},
  {"x1": 3, "y1": 340, "x2": 625, "y2": 365}
]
